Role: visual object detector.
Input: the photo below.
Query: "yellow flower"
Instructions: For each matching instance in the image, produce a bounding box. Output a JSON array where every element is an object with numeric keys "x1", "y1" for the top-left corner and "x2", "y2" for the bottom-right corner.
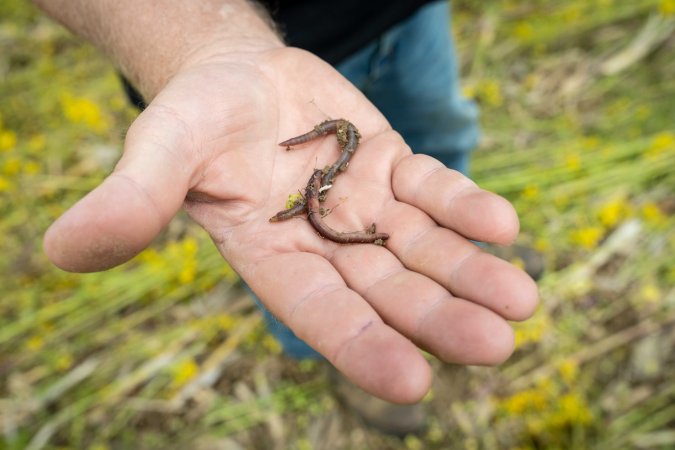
[
  {"x1": 178, "y1": 261, "x2": 196, "y2": 283},
  {"x1": 582, "y1": 136, "x2": 601, "y2": 150},
  {"x1": 522, "y1": 184, "x2": 539, "y2": 200},
  {"x1": 56, "y1": 353, "x2": 74, "y2": 371},
  {"x1": 23, "y1": 160, "x2": 41, "y2": 174},
  {"x1": 28, "y1": 134, "x2": 46, "y2": 151},
  {"x1": 558, "y1": 359, "x2": 579, "y2": 385},
  {"x1": 2, "y1": 157, "x2": 21, "y2": 176},
  {"x1": 534, "y1": 237, "x2": 551, "y2": 253},
  {"x1": 570, "y1": 226, "x2": 604, "y2": 249},
  {"x1": 513, "y1": 22, "x2": 534, "y2": 43},
  {"x1": 639, "y1": 283, "x2": 661, "y2": 304},
  {"x1": 26, "y1": 336, "x2": 45, "y2": 351},
  {"x1": 0, "y1": 130, "x2": 17, "y2": 152},
  {"x1": 641, "y1": 202, "x2": 667, "y2": 226},
  {"x1": 171, "y1": 358, "x2": 199, "y2": 387},
  {"x1": 646, "y1": 131, "x2": 674, "y2": 158},
  {"x1": 561, "y1": 4, "x2": 583, "y2": 22},
  {"x1": 216, "y1": 314, "x2": 237, "y2": 331},
  {"x1": 478, "y1": 79, "x2": 503, "y2": 108},
  {"x1": 462, "y1": 83, "x2": 476, "y2": 99},
  {"x1": 564, "y1": 153, "x2": 581, "y2": 171},
  {"x1": 597, "y1": 197, "x2": 631, "y2": 228},
  {"x1": 286, "y1": 192, "x2": 305, "y2": 209},
  {"x1": 555, "y1": 393, "x2": 593, "y2": 425},
  {"x1": 0, "y1": 175, "x2": 11, "y2": 192},
  {"x1": 182, "y1": 237, "x2": 198, "y2": 255},
  {"x1": 261, "y1": 334, "x2": 282, "y2": 355},
  {"x1": 61, "y1": 93, "x2": 109, "y2": 132},
  {"x1": 501, "y1": 388, "x2": 549, "y2": 415},
  {"x1": 660, "y1": 0, "x2": 675, "y2": 15},
  {"x1": 514, "y1": 312, "x2": 549, "y2": 348}
]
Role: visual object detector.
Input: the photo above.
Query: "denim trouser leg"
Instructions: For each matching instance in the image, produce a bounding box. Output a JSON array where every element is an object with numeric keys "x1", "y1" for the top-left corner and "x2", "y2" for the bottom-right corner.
[
  {"x1": 337, "y1": 1, "x2": 479, "y2": 174},
  {"x1": 258, "y1": 1, "x2": 480, "y2": 359}
]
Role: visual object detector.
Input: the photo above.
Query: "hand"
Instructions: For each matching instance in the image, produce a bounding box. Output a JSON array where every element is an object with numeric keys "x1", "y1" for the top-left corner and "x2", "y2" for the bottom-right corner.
[{"x1": 44, "y1": 47, "x2": 538, "y2": 403}]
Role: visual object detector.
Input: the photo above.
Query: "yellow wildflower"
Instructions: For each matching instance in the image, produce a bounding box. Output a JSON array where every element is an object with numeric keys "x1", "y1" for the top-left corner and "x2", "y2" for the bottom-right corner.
[
  {"x1": 646, "y1": 131, "x2": 674, "y2": 158},
  {"x1": 641, "y1": 202, "x2": 667, "y2": 226},
  {"x1": 216, "y1": 314, "x2": 236, "y2": 331},
  {"x1": 286, "y1": 192, "x2": 305, "y2": 209},
  {"x1": 171, "y1": 358, "x2": 199, "y2": 387},
  {"x1": 558, "y1": 359, "x2": 579, "y2": 385},
  {"x1": 582, "y1": 136, "x2": 601, "y2": 150},
  {"x1": 0, "y1": 175, "x2": 11, "y2": 192},
  {"x1": 26, "y1": 336, "x2": 45, "y2": 351},
  {"x1": 513, "y1": 22, "x2": 534, "y2": 43},
  {"x1": 597, "y1": 196, "x2": 631, "y2": 228},
  {"x1": 514, "y1": 312, "x2": 549, "y2": 348},
  {"x1": 534, "y1": 237, "x2": 551, "y2": 253},
  {"x1": 182, "y1": 237, "x2": 198, "y2": 255},
  {"x1": 462, "y1": 83, "x2": 476, "y2": 99},
  {"x1": 660, "y1": 0, "x2": 675, "y2": 15},
  {"x1": 639, "y1": 283, "x2": 661, "y2": 304},
  {"x1": 555, "y1": 393, "x2": 593, "y2": 426},
  {"x1": 56, "y1": 353, "x2": 74, "y2": 371},
  {"x1": 178, "y1": 260, "x2": 196, "y2": 283},
  {"x1": 570, "y1": 226, "x2": 604, "y2": 249},
  {"x1": 564, "y1": 153, "x2": 581, "y2": 171},
  {"x1": 635, "y1": 105, "x2": 651, "y2": 120},
  {"x1": 28, "y1": 134, "x2": 46, "y2": 151},
  {"x1": 561, "y1": 4, "x2": 583, "y2": 22},
  {"x1": 522, "y1": 184, "x2": 539, "y2": 200},
  {"x1": 478, "y1": 79, "x2": 503, "y2": 108},
  {"x1": 501, "y1": 388, "x2": 548, "y2": 414},
  {"x1": 23, "y1": 161, "x2": 41, "y2": 174},
  {"x1": 2, "y1": 157, "x2": 21, "y2": 176},
  {"x1": 261, "y1": 334, "x2": 282, "y2": 354},
  {"x1": 0, "y1": 130, "x2": 17, "y2": 152},
  {"x1": 61, "y1": 93, "x2": 109, "y2": 132}
]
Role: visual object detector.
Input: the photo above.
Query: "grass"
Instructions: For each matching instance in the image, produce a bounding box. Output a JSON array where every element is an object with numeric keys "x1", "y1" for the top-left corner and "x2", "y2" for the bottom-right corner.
[{"x1": 1, "y1": 0, "x2": 674, "y2": 449}]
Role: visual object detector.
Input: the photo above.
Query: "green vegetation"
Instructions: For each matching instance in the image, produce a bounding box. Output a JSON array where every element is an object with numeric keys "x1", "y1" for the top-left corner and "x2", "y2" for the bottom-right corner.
[{"x1": 1, "y1": 0, "x2": 673, "y2": 448}]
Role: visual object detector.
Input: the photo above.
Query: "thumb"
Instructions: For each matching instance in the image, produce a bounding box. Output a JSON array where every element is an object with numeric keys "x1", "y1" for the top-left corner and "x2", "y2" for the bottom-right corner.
[{"x1": 44, "y1": 109, "x2": 194, "y2": 272}]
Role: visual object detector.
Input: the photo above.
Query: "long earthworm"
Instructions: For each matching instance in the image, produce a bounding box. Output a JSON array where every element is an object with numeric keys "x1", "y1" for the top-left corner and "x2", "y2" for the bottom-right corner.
[
  {"x1": 305, "y1": 169, "x2": 389, "y2": 245},
  {"x1": 322, "y1": 120, "x2": 360, "y2": 189},
  {"x1": 270, "y1": 119, "x2": 388, "y2": 245},
  {"x1": 278, "y1": 119, "x2": 343, "y2": 148},
  {"x1": 268, "y1": 199, "x2": 307, "y2": 222}
]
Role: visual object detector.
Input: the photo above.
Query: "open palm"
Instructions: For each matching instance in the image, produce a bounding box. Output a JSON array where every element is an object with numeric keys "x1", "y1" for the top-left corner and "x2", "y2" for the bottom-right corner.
[{"x1": 44, "y1": 48, "x2": 538, "y2": 403}]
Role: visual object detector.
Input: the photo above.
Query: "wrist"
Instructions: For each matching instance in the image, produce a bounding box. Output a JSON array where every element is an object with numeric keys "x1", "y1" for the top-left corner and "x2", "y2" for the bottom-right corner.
[{"x1": 34, "y1": 0, "x2": 285, "y2": 100}]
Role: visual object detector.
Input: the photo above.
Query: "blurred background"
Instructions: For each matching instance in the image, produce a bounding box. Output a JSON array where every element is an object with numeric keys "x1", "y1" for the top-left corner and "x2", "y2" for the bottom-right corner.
[{"x1": 1, "y1": 1, "x2": 673, "y2": 449}]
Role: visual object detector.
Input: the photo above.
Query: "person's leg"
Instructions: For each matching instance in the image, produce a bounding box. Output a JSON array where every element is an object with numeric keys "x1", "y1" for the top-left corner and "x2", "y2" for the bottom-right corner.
[{"x1": 338, "y1": 1, "x2": 479, "y2": 175}]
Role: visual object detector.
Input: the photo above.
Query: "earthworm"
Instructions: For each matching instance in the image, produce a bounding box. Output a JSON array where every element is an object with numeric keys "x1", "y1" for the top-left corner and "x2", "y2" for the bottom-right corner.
[
  {"x1": 305, "y1": 169, "x2": 389, "y2": 245},
  {"x1": 268, "y1": 200, "x2": 307, "y2": 222},
  {"x1": 279, "y1": 119, "x2": 343, "y2": 148},
  {"x1": 322, "y1": 121, "x2": 360, "y2": 188}
]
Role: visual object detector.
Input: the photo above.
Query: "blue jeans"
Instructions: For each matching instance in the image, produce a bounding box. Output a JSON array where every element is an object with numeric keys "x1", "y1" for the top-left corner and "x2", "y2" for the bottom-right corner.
[{"x1": 259, "y1": 0, "x2": 480, "y2": 359}]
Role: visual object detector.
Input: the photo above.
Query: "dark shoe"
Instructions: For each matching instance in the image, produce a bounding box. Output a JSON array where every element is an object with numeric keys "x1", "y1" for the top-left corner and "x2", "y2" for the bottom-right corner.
[
  {"x1": 485, "y1": 243, "x2": 545, "y2": 280},
  {"x1": 328, "y1": 367, "x2": 428, "y2": 436}
]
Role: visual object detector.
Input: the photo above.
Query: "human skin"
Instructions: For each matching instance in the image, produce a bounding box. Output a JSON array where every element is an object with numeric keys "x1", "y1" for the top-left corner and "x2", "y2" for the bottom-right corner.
[{"x1": 34, "y1": 0, "x2": 539, "y2": 404}]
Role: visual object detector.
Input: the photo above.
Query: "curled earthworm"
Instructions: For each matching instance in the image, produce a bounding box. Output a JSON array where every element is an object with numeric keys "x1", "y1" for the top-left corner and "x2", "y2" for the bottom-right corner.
[
  {"x1": 270, "y1": 119, "x2": 388, "y2": 245},
  {"x1": 305, "y1": 169, "x2": 389, "y2": 245}
]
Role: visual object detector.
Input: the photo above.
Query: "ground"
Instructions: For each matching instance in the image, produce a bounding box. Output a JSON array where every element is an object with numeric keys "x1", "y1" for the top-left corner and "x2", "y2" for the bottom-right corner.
[{"x1": 1, "y1": 1, "x2": 674, "y2": 449}]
